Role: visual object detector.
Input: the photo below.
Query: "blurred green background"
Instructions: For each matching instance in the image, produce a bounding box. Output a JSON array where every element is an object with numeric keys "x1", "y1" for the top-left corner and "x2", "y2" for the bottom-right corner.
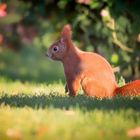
[{"x1": 0, "y1": 0, "x2": 140, "y2": 83}]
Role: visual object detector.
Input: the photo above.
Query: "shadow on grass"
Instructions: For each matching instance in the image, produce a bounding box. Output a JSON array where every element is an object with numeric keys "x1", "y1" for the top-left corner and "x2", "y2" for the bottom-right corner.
[{"x1": 0, "y1": 93, "x2": 140, "y2": 111}]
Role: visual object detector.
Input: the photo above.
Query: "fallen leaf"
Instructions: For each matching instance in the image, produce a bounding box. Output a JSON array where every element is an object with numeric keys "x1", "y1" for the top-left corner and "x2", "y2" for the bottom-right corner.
[
  {"x1": 127, "y1": 126, "x2": 140, "y2": 138},
  {"x1": 64, "y1": 110, "x2": 75, "y2": 116},
  {"x1": 36, "y1": 126, "x2": 48, "y2": 137},
  {"x1": 6, "y1": 128, "x2": 22, "y2": 140}
]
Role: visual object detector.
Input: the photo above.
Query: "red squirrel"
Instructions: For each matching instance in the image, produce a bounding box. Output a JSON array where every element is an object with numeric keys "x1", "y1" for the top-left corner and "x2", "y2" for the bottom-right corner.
[{"x1": 46, "y1": 24, "x2": 140, "y2": 98}]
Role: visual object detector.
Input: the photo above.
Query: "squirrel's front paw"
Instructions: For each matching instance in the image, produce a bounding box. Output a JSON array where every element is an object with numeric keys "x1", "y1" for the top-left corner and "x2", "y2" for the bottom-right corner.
[
  {"x1": 65, "y1": 84, "x2": 68, "y2": 93},
  {"x1": 68, "y1": 92, "x2": 76, "y2": 97}
]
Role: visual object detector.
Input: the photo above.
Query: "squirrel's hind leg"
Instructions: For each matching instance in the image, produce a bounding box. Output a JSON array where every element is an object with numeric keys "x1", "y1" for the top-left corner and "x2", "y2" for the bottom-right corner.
[{"x1": 81, "y1": 78, "x2": 108, "y2": 98}]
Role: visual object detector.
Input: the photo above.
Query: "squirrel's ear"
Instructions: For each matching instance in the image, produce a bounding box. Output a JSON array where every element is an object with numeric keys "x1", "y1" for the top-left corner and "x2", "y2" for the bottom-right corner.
[
  {"x1": 60, "y1": 37, "x2": 65, "y2": 44},
  {"x1": 61, "y1": 24, "x2": 72, "y2": 39}
]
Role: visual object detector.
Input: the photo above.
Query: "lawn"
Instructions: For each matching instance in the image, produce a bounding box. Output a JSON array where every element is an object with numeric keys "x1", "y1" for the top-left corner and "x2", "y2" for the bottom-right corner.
[
  {"x1": 0, "y1": 79, "x2": 140, "y2": 140},
  {"x1": 1, "y1": 1, "x2": 140, "y2": 139}
]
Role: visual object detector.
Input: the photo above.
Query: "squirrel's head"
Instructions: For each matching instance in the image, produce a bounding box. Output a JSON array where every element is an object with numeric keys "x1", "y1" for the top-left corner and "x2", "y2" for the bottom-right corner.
[{"x1": 46, "y1": 24, "x2": 72, "y2": 61}]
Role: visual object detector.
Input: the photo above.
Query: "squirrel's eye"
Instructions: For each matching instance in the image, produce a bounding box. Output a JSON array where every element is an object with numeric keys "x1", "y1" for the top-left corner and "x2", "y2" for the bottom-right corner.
[{"x1": 53, "y1": 47, "x2": 58, "y2": 52}]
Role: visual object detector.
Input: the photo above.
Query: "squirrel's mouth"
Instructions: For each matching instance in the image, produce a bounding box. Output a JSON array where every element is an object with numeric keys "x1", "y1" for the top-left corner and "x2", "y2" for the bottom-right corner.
[
  {"x1": 46, "y1": 52, "x2": 56, "y2": 60},
  {"x1": 46, "y1": 52, "x2": 52, "y2": 58}
]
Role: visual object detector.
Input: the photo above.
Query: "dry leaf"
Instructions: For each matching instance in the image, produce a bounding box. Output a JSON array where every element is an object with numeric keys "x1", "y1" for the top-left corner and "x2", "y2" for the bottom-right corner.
[
  {"x1": 6, "y1": 128, "x2": 22, "y2": 140},
  {"x1": 36, "y1": 126, "x2": 48, "y2": 137},
  {"x1": 64, "y1": 110, "x2": 75, "y2": 116},
  {"x1": 127, "y1": 126, "x2": 140, "y2": 138}
]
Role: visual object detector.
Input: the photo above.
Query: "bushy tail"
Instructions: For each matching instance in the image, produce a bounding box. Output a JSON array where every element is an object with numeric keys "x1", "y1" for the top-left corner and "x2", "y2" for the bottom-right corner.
[{"x1": 115, "y1": 80, "x2": 140, "y2": 96}]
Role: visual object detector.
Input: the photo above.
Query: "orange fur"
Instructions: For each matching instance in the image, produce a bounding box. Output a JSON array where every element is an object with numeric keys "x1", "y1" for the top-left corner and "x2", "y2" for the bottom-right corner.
[
  {"x1": 115, "y1": 80, "x2": 140, "y2": 96},
  {"x1": 46, "y1": 24, "x2": 140, "y2": 98}
]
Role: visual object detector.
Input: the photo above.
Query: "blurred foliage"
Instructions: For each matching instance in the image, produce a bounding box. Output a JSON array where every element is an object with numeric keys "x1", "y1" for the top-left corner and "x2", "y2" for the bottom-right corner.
[
  {"x1": 0, "y1": 0, "x2": 140, "y2": 82},
  {"x1": 0, "y1": 47, "x2": 64, "y2": 82}
]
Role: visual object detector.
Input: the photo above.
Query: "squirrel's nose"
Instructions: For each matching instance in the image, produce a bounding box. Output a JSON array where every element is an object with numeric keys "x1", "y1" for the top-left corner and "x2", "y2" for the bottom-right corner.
[
  {"x1": 45, "y1": 51, "x2": 52, "y2": 58},
  {"x1": 45, "y1": 51, "x2": 49, "y2": 57}
]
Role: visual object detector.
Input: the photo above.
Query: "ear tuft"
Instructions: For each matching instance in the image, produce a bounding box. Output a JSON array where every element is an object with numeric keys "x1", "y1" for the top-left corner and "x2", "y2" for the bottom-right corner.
[{"x1": 61, "y1": 24, "x2": 72, "y2": 39}]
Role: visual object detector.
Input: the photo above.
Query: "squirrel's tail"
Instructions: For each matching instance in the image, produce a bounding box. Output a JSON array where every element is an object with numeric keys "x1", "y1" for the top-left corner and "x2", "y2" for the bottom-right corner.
[{"x1": 115, "y1": 80, "x2": 140, "y2": 96}]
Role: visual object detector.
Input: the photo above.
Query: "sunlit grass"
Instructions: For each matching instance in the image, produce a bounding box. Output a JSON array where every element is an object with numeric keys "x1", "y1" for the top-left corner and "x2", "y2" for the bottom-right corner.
[
  {"x1": 0, "y1": 77, "x2": 64, "y2": 95},
  {"x1": 0, "y1": 78, "x2": 140, "y2": 140}
]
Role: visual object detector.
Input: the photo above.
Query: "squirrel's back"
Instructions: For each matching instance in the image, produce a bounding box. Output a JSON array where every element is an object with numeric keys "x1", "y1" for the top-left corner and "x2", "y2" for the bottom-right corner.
[{"x1": 78, "y1": 50, "x2": 115, "y2": 75}]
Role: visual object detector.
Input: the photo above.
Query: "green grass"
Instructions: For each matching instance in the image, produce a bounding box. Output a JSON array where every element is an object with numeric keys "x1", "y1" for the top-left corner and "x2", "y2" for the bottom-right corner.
[{"x1": 0, "y1": 79, "x2": 140, "y2": 140}]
